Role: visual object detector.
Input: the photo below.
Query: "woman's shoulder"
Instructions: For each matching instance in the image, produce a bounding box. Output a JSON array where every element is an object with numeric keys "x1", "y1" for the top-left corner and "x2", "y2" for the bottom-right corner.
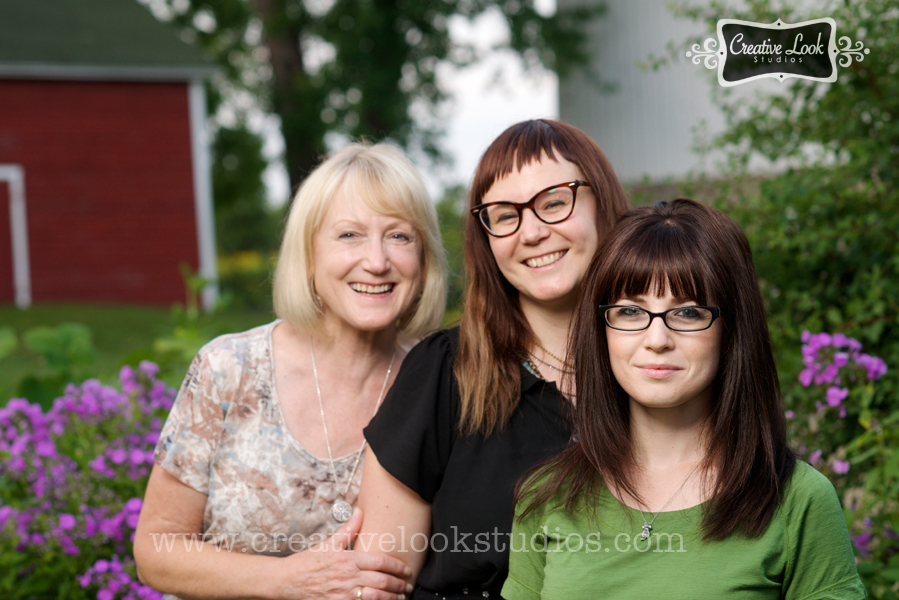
[
  {"x1": 785, "y1": 460, "x2": 838, "y2": 498},
  {"x1": 181, "y1": 321, "x2": 277, "y2": 393},
  {"x1": 779, "y1": 460, "x2": 844, "y2": 524},
  {"x1": 194, "y1": 321, "x2": 276, "y2": 364},
  {"x1": 401, "y1": 326, "x2": 459, "y2": 365}
]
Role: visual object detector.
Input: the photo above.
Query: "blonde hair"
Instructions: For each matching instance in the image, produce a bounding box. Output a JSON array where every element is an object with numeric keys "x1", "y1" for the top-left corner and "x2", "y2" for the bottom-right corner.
[{"x1": 273, "y1": 142, "x2": 447, "y2": 337}]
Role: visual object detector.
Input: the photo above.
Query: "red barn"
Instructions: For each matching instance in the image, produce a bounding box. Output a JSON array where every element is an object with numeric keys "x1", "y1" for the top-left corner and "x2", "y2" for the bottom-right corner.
[{"x1": 0, "y1": 0, "x2": 217, "y2": 308}]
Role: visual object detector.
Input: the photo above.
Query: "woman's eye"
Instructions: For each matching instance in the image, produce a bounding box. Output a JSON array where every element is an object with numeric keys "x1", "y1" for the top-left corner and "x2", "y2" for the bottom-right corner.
[
  {"x1": 617, "y1": 307, "x2": 644, "y2": 318},
  {"x1": 391, "y1": 232, "x2": 411, "y2": 242},
  {"x1": 673, "y1": 307, "x2": 701, "y2": 319},
  {"x1": 339, "y1": 232, "x2": 357, "y2": 239}
]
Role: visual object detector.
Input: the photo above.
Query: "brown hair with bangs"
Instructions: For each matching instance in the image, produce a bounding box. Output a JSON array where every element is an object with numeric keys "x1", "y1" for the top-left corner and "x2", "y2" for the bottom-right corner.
[
  {"x1": 455, "y1": 119, "x2": 628, "y2": 435},
  {"x1": 518, "y1": 198, "x2": 796, "y2": 540}
]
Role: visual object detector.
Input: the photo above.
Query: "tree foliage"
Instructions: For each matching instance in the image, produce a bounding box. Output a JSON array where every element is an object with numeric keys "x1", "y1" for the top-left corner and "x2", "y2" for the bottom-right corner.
[
  {"x1": 139, "y1": 0, "x2": 603, "y2": 186},
  {"x1": 675, "y1": 1, "x2": 898, "y2": 595}
]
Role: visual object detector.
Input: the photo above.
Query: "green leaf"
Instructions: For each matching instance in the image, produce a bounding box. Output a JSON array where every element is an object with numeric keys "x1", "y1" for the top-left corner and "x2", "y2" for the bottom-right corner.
[
  {"x1": 0, "y1": 326, "x2": 17, "y2": 360},
  {"x1": 22, "y1": 322, "x2": 95, "y2": 374}
]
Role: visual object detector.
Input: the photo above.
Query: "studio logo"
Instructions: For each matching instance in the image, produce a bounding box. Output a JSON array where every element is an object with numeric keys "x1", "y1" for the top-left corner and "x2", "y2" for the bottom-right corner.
[{"x1": 687, "y1": 18, "x2": 869, "y2": 87}]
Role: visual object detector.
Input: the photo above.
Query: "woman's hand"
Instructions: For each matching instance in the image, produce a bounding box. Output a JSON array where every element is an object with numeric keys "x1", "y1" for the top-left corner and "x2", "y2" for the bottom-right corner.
[
  {"x1": 273, "y1": 508, "x2": 413, "y2": 600},
  {"x1": 135, "y1": 465, "x2": 411, "y2": 600}
]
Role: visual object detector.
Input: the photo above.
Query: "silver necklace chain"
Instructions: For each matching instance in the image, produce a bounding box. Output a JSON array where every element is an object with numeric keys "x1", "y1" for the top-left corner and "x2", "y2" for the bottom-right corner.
[
  {"x1": 637, "y1": 461, "x2": 702, "y2": 540},
  {"x1": 311, "y1": 341, "x2": 396, "y2": 522}
]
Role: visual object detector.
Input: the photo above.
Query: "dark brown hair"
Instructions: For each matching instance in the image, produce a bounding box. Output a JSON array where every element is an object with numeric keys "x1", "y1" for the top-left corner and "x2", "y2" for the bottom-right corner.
[
  {"x1": 519, "y1": 198, "x2": 795, "y2": 540},
  {"x1": 455, "y1": 119, "x2": 629, "y2": 435}
]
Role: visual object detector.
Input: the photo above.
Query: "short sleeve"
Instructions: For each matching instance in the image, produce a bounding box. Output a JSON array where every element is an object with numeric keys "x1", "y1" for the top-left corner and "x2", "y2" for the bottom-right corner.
[
  {"x1": 782, "y1": 462, "x2": 867, "y2": 600},
  {"x1": 363, "y1": 329, "x2": 458, "y2": 503},
  {"x1": 153, "y1": 346, "x2": 226, "y2": 495},
  {"x1": 502, "y1": 492, "x2": 548, "y2": 600}
]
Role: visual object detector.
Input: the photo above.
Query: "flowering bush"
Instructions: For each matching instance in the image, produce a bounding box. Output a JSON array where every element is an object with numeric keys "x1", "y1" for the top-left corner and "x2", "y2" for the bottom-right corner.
[
  {"x1": 789, "y1": 331, "x2": 898, "y2": 593},
  {"x1": 0, "y1": 362, "x2": 174, "y2": 600}
]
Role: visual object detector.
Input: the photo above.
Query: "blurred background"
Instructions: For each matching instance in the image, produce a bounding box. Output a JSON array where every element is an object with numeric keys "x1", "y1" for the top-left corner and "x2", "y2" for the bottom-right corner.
[{"x1": 0, "y1": 0, "x2": 897, "y2": 596}]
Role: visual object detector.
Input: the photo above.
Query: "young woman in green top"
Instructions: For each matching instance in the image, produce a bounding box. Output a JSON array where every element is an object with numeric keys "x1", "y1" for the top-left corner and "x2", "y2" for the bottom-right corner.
[{"x1": 503, "y1": 199, "x2": 866, "y2": 599}]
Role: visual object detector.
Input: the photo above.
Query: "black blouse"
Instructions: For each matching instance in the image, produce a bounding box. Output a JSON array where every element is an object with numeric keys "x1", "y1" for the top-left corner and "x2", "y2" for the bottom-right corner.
[{"x1": 364, "y1": 328, "x2": 571, "y2": 598}]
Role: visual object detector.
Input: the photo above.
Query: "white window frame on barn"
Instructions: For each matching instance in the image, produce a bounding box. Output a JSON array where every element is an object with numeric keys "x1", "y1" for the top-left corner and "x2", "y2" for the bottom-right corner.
[{"x1": 0, "y1": 164, "x2": 31, "y2": 308}]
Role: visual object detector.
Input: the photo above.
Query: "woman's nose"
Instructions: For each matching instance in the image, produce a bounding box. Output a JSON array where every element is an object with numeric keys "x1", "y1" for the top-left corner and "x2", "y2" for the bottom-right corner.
[
  {"x1": 364, "y1": 240, "x2": 390, "y2": 273},
  {"x1": 643, "y1": 316, "x2": 674, "y2": 351},
  {"x1": 518, "y1": 209, "x2": 551, "y2": 244}
]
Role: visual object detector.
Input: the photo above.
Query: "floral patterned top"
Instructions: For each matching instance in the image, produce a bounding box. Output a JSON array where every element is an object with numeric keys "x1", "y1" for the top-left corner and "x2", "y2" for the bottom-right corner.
[{"x1": 154, "y1": 320, "x2": 364, "y2": 564}]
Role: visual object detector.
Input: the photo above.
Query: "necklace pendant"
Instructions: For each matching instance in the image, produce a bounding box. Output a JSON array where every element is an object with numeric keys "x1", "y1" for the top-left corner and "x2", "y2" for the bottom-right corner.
[
  {"x1": 331, "y1": 498, "x2": 353, "y2": 523},
  {"x1": 641, "y1": 523, "x2": 652, "y2": 540}
]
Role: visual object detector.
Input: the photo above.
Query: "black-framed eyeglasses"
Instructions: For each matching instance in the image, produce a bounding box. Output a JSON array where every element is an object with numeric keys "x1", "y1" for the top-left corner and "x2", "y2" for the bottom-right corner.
[
  {"x1": 599, "y1": 305, "x2": 721, "y2": 332},
  {"x1": 471, "y1": 180, "x2": 590, "y2": 237}
]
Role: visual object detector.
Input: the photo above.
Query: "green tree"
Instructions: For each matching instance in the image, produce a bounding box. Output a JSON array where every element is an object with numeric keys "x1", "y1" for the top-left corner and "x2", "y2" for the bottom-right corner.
[
  {"x1": 212, "y1": 121, "x2": 278, "y2": 254},
  {"x1": 436, "y1": 184, "x2": 466, "y2": 322},
  {"x1": 673, "y1": 1, "x2": 898, "y2": 595},
  {"x1": 139, "y1": 0, "x2": 603, "y2": 186}
]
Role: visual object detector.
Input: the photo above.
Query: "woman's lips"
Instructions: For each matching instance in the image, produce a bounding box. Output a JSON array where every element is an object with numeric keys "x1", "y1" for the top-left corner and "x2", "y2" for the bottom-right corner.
[{"x1": 637, "y1": 365, "x2": 682, "y2": 379}]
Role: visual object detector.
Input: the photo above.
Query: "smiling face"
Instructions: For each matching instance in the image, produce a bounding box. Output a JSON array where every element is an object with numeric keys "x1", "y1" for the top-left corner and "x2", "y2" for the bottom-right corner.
[
  {"x1": 311, "y1": 182, "x2": 423, "y2": 335},
  {"x1": 484, "y1": 154, "x2": 599, "y2": 313},
  {"x1": 606, "y1": 287, "x2": 722, "y2": 418}
]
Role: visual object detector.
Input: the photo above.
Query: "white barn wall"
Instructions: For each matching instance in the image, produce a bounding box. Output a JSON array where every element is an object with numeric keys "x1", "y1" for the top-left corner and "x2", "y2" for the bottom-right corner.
[{"x1": 559, "y1": 0, "x2": 728, "y2": 185}]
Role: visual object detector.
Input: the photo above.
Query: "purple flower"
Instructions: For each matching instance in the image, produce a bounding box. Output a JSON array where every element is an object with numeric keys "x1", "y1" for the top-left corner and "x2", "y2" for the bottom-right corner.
[
  {"x1": 59, "y1": 514, "x2": 76, "y2": 530},
  {"x1": 98, "y1": 589, "x2": 114, "y2": 600},
  {"x1": 851, "y1": 531, "x2": 873, "y2": 558},
  {"x1": 833, "y1": 460, "x2": 850, "y2": 474},
  {"x1": 785, "y1": 410, "x2": 795, "y2": 419},
  {"x1": 856, "y1": 354, "x2": 888, "y2": 380},
  {"x1": 109, "y1": 448, "x2": 127, "y2": 465},
  {"x1": 826, "y1": 386, "x2": 849, "y2": 407},
  {"x1": 833, "y1": 352, "x2": 849, "y2": 367},
  {"x1": 94, "y1": 559, "x2": 110, "y2": 573},
  {"x1": 34, "y1": 439, "x2": 57, "y2": 457},
  {"x1": 815, "y1": 364, "x2": 839, "y2": 385},
  {"x1": 798, "y1": 368, "x2": 815, "y2": 387},
  {"x1": 90, "y1": 455, "x2": 108, "y2": 473},
  {"x1": 831, "y1": 333, "x2": 850, "y2": 347},
  {"x1": 124, "y1": 498, "x2": 143, "y2": 513},
  {"x1": 129, "y1": 448, "x2": 145, "y2": 466},
  {"x1": 809, "y1": 450, "x2": 822, "y2": 465},
  {"x1": 0, "y1": 505, "x2": 14, "y2": 528},
  {"x1": 119, "y1": 365, "x2": 135, "y2": 382},
  {"x1": 139, "y1": 360, "x2": 160, "y2": 378}
]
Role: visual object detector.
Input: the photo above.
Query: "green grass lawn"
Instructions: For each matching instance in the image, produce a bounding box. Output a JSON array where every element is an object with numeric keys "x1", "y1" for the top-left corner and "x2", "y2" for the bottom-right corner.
[{"x1": 0, "y1": 303, "x2": 274, "y2": 404}]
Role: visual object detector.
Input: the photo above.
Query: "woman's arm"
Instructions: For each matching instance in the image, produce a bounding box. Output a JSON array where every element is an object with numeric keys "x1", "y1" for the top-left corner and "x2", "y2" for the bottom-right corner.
[
  {"x1": 134, "y1": 465, "x2": 413, "y2": 600},
  {"x1": 357, "y1": 449, "x2": 432, "y2": 584}
]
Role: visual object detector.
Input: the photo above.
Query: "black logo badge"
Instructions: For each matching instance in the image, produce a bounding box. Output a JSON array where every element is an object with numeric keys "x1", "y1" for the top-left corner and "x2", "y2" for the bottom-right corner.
[{"x1": 687, "y1": 18, "x2": 869, "y2": 87}]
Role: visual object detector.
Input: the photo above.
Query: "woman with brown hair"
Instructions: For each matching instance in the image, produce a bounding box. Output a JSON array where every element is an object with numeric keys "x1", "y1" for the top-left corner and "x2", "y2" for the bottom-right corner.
[
  {"x1": 503, "y1": 199, "x2": 864, "y2": 599},
  {"x1": 357, "y1": 119, "x2": 629, "y2": 599}
]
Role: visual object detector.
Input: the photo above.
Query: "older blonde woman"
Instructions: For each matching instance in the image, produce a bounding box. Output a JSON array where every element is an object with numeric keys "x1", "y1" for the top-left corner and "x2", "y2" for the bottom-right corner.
[{"x1": 134, "y1": 143, "x2": 447, "y2": 600}]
